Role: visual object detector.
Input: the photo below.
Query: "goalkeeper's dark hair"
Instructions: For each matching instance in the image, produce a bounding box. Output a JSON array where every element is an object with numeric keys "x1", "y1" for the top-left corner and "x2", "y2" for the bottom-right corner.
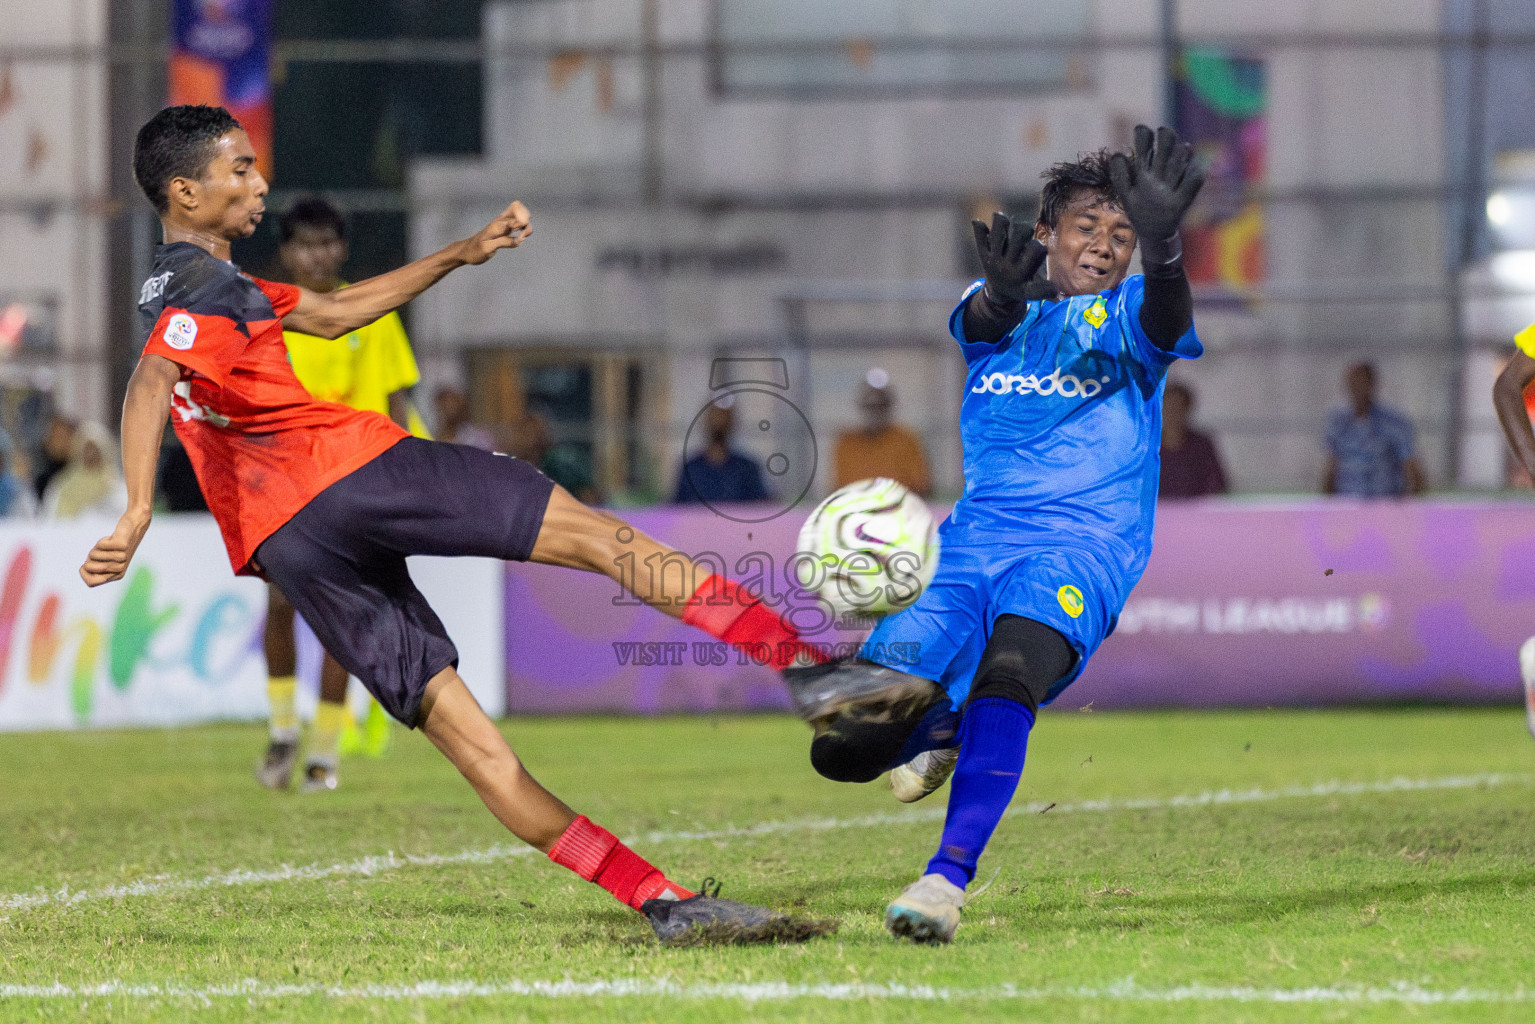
[
  {"x1": 1037, "y1": 149, "x2": 1122, "y2": 229},
  {"x1": 279, "y1": 196, "x2": 348, "y2": 244},
  {"x1": 133, "y1": 105, "x2": 244, "y2": 213}
]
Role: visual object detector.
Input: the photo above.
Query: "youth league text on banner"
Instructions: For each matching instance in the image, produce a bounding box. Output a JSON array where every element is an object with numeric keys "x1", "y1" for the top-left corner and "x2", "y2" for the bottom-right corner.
[
  {"x1": 503, "y1": 501, "x2": 1535, "y2": 713},
  {"x1": 1073, "y1": 500, "x2": 1533, "y2": 707},
  {"x1": 0, "y1": 518, "x2": 503, "y2": 731},
  {"x1": 170, "y1": 0, "x2": 275, "y2": 175}
]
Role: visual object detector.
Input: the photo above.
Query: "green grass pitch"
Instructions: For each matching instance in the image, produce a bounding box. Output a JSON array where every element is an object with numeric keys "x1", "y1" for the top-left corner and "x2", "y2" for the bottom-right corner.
[{"x1": 1, "y1": 707, "x2": 1533, "y2": 1022}]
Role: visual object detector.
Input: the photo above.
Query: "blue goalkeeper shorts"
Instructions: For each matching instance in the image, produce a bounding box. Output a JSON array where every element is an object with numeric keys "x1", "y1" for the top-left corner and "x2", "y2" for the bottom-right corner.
[{"x1": 859, "y1": 530, "x2": 1126, "y2": 710}]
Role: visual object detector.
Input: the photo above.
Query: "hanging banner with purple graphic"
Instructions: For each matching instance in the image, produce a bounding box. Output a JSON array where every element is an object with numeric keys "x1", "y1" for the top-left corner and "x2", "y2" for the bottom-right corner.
[
  {"x1": 503, "y1": 501, "x2": 1534, "y2": 714},
  {"x1": 1175, "y1": 47, "x2": 1265, "y2": 298},
  {"x1": 169, "y1": 0, "x2": 274, "y2": 176}
]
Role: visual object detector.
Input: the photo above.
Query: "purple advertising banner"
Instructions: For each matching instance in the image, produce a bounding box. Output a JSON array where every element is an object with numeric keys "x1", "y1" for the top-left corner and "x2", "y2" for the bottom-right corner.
[{"x1": 503, "y1": 500, "x2": 1535, "y2": 714}]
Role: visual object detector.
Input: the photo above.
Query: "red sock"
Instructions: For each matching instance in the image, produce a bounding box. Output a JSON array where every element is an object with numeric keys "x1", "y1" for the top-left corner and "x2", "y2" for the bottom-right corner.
[
  {"x1": 681, "y1": 575, "x2": 829, "y2": 669},
  {"x1": 548, "y1": 816, "x2": 693, "y2": 910}
]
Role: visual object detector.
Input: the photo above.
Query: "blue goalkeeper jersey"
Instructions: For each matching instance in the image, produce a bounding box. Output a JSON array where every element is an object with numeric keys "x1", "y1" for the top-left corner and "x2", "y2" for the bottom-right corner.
[{"x1": 945, "y1": 274, "x2": 1201, "y2": 589}]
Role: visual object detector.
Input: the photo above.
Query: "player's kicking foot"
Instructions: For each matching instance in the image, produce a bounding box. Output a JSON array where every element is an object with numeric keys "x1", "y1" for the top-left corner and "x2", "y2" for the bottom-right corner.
[
  {"x1": 641, "y1": 893, "x2": 838, "y2": 946},
  {"x1": 1520, "y1": 637, "x2": 1535, "y2": 739},
  {"x1": 885, "y1": 873, "x2": 965, "y2": 944},
  {"x1": 300, "y1": 758, "x2": 339, "y2": 793},
  {"x1": 890, "y1": 747, "x2": 959, "y2": 803},
  {"x1": 783, "y1": 658, "x2": 944, "y2": 726},
  {"x1": 255, "y1": 739, "x2": 298, "y2": 790}
]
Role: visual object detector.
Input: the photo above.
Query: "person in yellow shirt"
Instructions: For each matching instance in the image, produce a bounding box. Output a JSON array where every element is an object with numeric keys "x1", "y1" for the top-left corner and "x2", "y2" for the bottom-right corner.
[
  {"x1": 1493, "y1": 321, "x2": 1535, "y2": 742},
  {"x1": 256, "y1": 196, "x2": 429, "y2": 792},
  {"x1": 832, "y1": 369, "x2": 932, "y2": 497}
]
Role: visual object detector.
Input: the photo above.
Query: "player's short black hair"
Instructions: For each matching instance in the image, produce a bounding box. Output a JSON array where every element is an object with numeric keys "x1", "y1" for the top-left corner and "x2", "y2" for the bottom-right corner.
[
  {"x1": 279, "y1": 196, "x2": 348, "y2": 244},
  {"x1": 1037, "y1": 149, "x2": 1122, "y2": 230},
  {"x1": 133, "y1": 105, "x2": 243, "y2": 213}
]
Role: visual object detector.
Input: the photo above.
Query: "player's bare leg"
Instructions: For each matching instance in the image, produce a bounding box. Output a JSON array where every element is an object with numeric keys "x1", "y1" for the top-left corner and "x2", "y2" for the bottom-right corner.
[
  {"x1": 530, "y1": 487, "x2": 826, "y2": 664},
  {"x1": 416, "y1": 665, "x2": 830, "y2": 942},
  {"x1": 417, "y1": 668, "x2": 578, "y2": 850},
  {"x1": 528, "y1": 489, "x2": 732, "y2": 616},
  {"x1": 529, "y1": 488, "x2": 941, "y2": 734}
]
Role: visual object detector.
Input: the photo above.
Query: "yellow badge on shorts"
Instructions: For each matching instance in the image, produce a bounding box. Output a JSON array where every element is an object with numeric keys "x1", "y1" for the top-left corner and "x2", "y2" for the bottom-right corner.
[
  {"x1": 1082, "y1": 298, "x2": 1107, "y2": 329},
  {"x1": 1057, "y1": 584, "x2": 1085, "y2": 619}
]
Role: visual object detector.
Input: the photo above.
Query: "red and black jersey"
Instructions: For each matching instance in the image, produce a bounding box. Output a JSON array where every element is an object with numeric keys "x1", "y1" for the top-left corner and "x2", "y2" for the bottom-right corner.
[{"x1": 138, "y1": 242, "x2": 407, "y2": 574}]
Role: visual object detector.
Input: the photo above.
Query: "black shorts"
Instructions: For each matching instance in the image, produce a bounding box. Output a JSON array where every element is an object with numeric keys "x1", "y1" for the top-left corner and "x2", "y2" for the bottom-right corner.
[{"x1": 254, "y1": 438, "x2": 555, "y2": 727}]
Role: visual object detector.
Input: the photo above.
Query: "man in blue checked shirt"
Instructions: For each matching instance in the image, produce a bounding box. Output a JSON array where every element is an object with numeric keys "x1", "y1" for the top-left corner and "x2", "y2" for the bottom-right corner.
[{"x1": 1323, "y1": 362, "x2": 1425, "y2": 497}]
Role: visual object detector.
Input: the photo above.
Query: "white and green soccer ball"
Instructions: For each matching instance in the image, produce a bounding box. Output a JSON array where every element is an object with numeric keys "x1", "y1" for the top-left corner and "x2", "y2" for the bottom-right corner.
[{"x1": 797, "y1": 477, "x2": 940, "y2": 618}]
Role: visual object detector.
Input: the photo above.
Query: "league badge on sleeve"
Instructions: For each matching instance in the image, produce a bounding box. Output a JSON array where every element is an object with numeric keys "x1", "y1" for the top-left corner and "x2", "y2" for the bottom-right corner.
[{"x1": 164, "y1": 313, "x2": 198, "y2": 351}]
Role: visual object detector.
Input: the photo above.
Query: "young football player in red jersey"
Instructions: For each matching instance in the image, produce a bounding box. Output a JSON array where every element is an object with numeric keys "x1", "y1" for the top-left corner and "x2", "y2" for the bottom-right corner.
[{"x1": 80, "y1": 105, "x2": 907, "y2": 943}]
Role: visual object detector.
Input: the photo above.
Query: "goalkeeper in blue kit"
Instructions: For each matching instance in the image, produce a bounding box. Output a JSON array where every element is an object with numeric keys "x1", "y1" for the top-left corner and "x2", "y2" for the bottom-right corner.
[{"x1": 784, "y1": 126, "x2": 1206, "y2": 943}]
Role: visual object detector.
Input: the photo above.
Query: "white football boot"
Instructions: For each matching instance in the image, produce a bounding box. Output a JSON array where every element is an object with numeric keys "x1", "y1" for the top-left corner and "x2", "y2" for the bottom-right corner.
[
  {"x1": 885, "y1": 873, "x2": 965, "y2": 943},
  {"x1": 299, "y1": 757, "x2": 339, "y2": 793},
  {"x1": 889, "y1": 747, "x2": 959, "y2": 803},
  {"x1": 1519, "y1": 637, "x2": 1535, "y2": 740}
]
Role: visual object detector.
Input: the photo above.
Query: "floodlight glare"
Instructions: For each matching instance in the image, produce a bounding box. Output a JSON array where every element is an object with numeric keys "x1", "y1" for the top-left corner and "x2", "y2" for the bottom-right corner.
[
  {"x1": 1487, "y1": 192, "x2": 1513, "y2": 226},
  {"x1": 1490, "y1": 250, "x2": 1535, "y2": 291}
]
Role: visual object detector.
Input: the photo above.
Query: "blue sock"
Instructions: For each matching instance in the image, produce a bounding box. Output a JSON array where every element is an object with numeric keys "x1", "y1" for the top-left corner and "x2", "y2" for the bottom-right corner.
[
  {"x1": 925, "y1": 697, "x2": 1034, "y2": 890},
  {"x1": 884, "y1": 701, "x2": 962, "y2": 772}
]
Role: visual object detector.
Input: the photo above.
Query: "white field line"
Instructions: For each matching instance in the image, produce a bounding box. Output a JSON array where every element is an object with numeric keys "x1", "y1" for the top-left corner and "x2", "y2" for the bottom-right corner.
[
  {"x1": 1, "y1": 771, "x2": 1522, "y2": 915},
  {"x1": 0, "y1": 978, "x2": 1531, "y2": 1005}
]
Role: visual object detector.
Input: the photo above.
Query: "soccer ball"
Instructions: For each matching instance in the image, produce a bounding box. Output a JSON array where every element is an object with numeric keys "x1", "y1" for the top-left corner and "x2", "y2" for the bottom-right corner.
[{"x1": 797, "y1": 478, "x2": 940, "y2": 617}]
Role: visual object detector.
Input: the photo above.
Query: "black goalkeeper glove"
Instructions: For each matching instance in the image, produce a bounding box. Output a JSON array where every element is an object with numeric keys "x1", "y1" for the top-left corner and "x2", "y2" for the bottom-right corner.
[
  {"x1": 1107, "y1": 125, "x2": 1206, "y2": 266},
  {"x1": 971, "y1": 213, "x2": 1058, "y2": 307}
]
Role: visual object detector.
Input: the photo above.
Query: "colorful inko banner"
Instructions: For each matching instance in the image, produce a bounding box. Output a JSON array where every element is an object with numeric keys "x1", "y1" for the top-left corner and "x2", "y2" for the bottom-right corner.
[
  {"x1": 0, "y1": 518, "x2": 265, "y2": 730},
  {"x1": 0, "y1": 518, "x2": 504, "y2": 731},
  {"x1": 1175, "y1": 47, "x2": 1266, "y2": 297},
  {"x1": 169, "y1": 0, "x2": 275, "y2": 176}
]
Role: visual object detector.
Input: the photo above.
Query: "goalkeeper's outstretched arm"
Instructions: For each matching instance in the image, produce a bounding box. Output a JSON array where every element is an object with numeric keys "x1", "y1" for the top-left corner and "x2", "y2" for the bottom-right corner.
[{"x1": 1109, "y1": 125, "x2": 1204, "y2": 351}]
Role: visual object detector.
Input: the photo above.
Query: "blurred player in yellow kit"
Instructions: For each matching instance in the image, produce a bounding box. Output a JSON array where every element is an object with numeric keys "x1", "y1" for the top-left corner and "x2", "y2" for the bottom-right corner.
[
  {"x1": 257, "y1": 196, "x2": 428, "y2": 790},
  {"x1": 1491, "y1": 320, "x2": 1535, "y2": 741}
]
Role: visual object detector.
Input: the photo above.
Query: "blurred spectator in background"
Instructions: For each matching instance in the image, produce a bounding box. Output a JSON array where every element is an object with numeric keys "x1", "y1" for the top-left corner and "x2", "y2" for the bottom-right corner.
[
  {"x1": 1323, "y1": 362, "x2": 1425, "y2": 497},
  {"x1": 672, "y1": 398, "x2": 768, "y2": 504},
  {"x1": 510, "y1": 408, "x2": 599, "y2": 504},
  {"x1": 157, "y1": 435, "x2": 208, "y2": 512},
  {"x1": 42, "y1": 422, "x2": 126, "y2": 520},
  {"x1": 0, "y1": 430, "x2": 37, "y2": 519},
  {"x1": 33, "y1": 414, "x2": 75, "y2": 502},
  {"x1": 833, "y1": 369, "x2": 931, "y2": 497},
  {"x1": 433, "y1": 386, "x2": 496, "y2": 450},
  {"x1": 1158, "y1": 381, "x2": 1228, "y2": 498}
]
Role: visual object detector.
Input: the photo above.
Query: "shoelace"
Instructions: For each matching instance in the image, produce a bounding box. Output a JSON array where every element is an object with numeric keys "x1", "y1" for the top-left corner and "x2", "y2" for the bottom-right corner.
[
  {"x1": 967, "y1": 866, "x2": 1003, "y2": 901},
  {"x1": 697, "y1": 876, "x2": 723, "y2": 898}
]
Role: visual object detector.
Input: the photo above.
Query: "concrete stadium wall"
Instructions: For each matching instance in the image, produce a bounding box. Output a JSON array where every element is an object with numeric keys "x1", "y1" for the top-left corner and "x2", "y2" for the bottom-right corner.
[
  {"x1": 0, "y1": 0, "x2": 111, "y2": 426},
  {"x1": 409, "y1": 0, "x2": 1468, "y2": 498}
]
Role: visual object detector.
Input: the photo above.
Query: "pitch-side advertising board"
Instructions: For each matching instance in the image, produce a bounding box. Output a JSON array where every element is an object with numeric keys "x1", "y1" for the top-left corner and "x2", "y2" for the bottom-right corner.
[
  {"x1": 503, "y1": 500, "x2": 1535, "y2": 713},
  {"x1": 0, "y1": 516, "x2": 503, "y2": 731}
]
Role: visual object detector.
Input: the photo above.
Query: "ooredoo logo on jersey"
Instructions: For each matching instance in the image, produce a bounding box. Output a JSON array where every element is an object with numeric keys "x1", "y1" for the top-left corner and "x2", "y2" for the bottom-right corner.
[
  {"x1": 163, "y1": 313, "x2": 198, "y2": 351},
  {"x1": 971, "y1": 366, "x2": 1111, "y2": 399}
]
